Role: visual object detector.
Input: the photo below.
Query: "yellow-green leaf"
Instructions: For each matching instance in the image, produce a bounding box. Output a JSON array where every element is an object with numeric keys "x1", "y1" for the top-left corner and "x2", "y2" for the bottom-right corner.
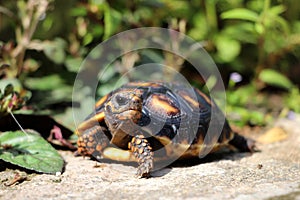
[
  {"x1": 0, "y1": 131, "x2": 64, "y2": 174},
  {"x1": 259, "y1": 69, "x2": 293, "y2": 90},
  {"x1": 221, "y1": 8, "x2": 259, "y2": 22}
]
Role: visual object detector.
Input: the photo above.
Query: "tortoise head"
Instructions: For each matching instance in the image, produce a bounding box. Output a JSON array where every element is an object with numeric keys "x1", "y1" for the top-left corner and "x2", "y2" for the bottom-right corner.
[
  {"x1": 104, "y1": 89, "x2": 144, "y2": 142},
  {"x1": 105, "y1": 90, "x2": 143, "y2": 119}
]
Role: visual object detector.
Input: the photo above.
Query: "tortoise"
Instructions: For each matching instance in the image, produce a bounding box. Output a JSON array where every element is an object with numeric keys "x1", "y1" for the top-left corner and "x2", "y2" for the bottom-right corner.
[{"x1": 75, "y1": 81, "x2": 254, "y2": 177}]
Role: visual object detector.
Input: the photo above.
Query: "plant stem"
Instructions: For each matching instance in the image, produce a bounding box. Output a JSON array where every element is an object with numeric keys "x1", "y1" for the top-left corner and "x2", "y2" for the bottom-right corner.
[
  {"x1": 12, "y1": 0, "x2": 49, "y2": 78},
  {"x1": 205, "y1": 0, "x2": 218, "y2": 36},
  {"x1": 254, "y1": 0, "x2": 270, "y2": 80},
  {"x1": 263, "y1": 0, "x2": 270, "y2": 12}
]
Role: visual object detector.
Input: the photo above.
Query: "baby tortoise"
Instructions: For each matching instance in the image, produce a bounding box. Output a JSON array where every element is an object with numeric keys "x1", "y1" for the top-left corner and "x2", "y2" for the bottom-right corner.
[{"x1": 75, "y1": 82, "x2": 255, "y2": 177}]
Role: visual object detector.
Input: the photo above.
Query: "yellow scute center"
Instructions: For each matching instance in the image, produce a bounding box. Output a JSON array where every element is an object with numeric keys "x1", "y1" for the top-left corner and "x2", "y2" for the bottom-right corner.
[{"x1": 149, "y1": 94, "x2": 179, "y2": 114}]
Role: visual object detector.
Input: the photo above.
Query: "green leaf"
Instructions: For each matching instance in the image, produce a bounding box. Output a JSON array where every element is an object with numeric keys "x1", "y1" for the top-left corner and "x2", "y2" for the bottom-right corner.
[
  {"x1": 222, "y1": 22, "x2": 258, "y2": 44},
  {"x1": 273, "y1": 15, "x2": 290, "y2": 34},
  {"x1": 140, "y1": 49, "x2": 164, "y2": 64},
  {"x1": 205, "y1": 76, "x2": 217, "y2": 91},
  {"x1": 25, "y1": 74, "x2": 65, "y2": 91},
  {"x1": 43, "y1": 38, "x2": 67, "y2": 64},
  {"x1": 102, "y1": 3, "x2": 122, "y2": 40},
  {"x1": 269, "y1": 5, "x2": 286, "y2": 16},
  {"x1": 250, "y1": 111, "x2": 265, "y2": 126},
  {"x1": 91, "y1": 25, "x2": 104, "y2": 37},
  {"x1": 227, "y1": 85, "x2": 256, "y2": 106},
  {"x1": 4, "y1": 84, "x2": 13, "y2": 96},
  {"x1": 0, "y1": 78, "x2": 22, "y2": 94},
  {"x1": 259, "y1": 69, "x2": 293, "y2": 89},
  {"x1": 24, "y1": 74, "x2": 72, "y2": 109},
  {"x1": 70, "y1": 7, "x2": 88, "y2": 17},
  {"x1": 98, "y1": 64, "x2": 117, "y2": 82},
  {"x1": 65, "y1": 57, "x2": 83, "y2": 73},
  {"x1": 221, "y1": 8, "x2": 259, "y2": 22},
  {"x1": 215, "y1": 35, "x2": 241, "y2": 63},
  {"x1": 188, "y1": 13, "x2": 208, "y2": 40},
  {"x1": 285, "y1": 87, "x2": 300, "y2": 113},
  {"x1": 255, "y1": 22, "x2": 265, "y2": 34},
  {"x1": 83, "y1": 33, "x2": 94, "y2": 46},
  {"x1": 0, "y1": 131, "x2": 64, "y2": 174}
]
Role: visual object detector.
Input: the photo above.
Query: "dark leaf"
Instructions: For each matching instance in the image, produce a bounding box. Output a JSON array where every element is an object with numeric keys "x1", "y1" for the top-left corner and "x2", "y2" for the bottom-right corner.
[{"x1": 0, "y1": 131, "x2": 64, "y2": 174}]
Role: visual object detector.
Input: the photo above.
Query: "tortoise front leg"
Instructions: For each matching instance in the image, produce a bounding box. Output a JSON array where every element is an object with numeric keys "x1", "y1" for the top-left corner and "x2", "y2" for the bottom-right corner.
[
  {"x1": 128, "y1": 135, "x2": 154, "y2": 177},
  {"x1": 76, "y1": 125, "x2": 110, "y2": 159}
]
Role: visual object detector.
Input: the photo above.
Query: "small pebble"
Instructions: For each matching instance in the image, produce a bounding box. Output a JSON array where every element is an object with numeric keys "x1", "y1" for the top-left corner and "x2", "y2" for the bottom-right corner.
[{"x1": 55, "y1": 172, "x2": 61, "y2": 176}]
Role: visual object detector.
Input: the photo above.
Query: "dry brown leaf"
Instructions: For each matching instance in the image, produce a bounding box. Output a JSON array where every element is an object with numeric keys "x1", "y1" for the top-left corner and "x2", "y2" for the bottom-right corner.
[{"x1": 258, "y1": 127, "x2": 288, "y2": 144}]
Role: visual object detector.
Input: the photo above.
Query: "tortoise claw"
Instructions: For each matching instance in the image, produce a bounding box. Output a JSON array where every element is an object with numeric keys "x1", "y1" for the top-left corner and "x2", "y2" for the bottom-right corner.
[
  {"x1": 246, "y1": 138, "x2": 258, "y2": 153},
  {"x1": 136, "y1": 157, "x2": 153, "y2": 178},
  {"x1": 129, "y1": 135, "x2": 154, "y2": 178}
]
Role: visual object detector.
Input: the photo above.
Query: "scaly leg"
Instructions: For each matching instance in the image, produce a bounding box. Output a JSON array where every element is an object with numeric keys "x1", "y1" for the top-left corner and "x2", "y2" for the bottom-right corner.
[
  {"x1": 76, "y1": 125, "x2": 110, "y2": 159},
  {"x1": 128, "y1": 135, "x2": 154, "y2": 177}
]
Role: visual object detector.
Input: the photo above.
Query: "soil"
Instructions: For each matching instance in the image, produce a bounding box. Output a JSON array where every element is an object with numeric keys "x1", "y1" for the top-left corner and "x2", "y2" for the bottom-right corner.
[{"x1": 0, "y1": 117, "x2": 299, "y2": 200}]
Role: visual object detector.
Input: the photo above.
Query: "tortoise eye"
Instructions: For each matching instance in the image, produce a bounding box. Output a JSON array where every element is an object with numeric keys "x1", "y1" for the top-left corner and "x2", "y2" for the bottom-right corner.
[{"x1": 115, "y1": 95, "x2": 129, "y2": 106}]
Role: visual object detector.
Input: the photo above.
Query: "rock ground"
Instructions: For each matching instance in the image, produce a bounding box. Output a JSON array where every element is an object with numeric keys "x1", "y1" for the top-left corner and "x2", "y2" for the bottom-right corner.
[{"x1": 0, "y1": 118, "x2": 299, "y2": 200}]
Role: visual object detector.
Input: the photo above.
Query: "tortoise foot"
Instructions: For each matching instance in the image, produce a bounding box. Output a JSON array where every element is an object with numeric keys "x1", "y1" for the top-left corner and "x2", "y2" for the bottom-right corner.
[
  {"x1": 77, "y1": 125, "x2": 109, "y2": 157},
  {"x1": 128, "y1": 135, "x2": 154, "y2": 177}
]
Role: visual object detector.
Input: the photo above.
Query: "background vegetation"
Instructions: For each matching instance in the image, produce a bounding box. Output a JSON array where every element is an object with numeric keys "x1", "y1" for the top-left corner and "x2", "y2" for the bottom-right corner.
[{"x1": 0, "y1": 0, "x2": 299, "y2": 172}]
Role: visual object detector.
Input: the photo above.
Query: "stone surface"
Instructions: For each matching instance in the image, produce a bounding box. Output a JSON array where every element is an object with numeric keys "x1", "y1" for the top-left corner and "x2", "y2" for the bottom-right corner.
[{"x1": 0, "y1": 118, "x2": 299, "y2": 200}]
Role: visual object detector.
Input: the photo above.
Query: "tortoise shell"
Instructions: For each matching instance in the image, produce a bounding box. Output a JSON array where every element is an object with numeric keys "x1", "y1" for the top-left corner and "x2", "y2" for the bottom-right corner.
[{"x1": 76, "y1": 81, "x2": 254, "y2": 177}]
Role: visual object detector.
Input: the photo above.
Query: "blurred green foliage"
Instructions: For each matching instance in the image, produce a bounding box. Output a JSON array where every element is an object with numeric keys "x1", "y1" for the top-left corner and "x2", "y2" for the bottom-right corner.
[{"x1": 0, "y1": 0, "x2": 299, "y2": 127}]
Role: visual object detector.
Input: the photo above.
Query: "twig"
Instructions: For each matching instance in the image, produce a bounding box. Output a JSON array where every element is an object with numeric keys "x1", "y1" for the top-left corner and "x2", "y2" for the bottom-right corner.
[{"x1": 11, "y1": 0, "x2": 49, "y2": 77}]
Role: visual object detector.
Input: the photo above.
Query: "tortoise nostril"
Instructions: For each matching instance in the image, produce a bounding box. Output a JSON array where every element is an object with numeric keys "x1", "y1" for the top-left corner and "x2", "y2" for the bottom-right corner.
[
  {"x1": 132, "y1": 96, "x2": 141, "y2": 104},
  {"x1": 106, "y1": 105, "x2": 112, "y2": 113}
]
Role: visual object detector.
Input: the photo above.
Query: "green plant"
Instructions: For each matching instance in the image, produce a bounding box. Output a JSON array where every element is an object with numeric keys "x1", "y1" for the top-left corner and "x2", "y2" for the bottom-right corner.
[
  {"x1": 0, "y1": 0, "x2": 53, "y2": 78},
  {"x1": 0, "y1": 77, "x2": 29, "y2": 117},
  {"x1": 285, "y1": 87, "x2": 300, "y2": 113},
  {"x1": 226, "y1": 79, "x2": 270, "y2": 127},
  {"x1": 220, "y1": 0, "x2": 300, "y2": 78},
  {"x1": 0, "y1": 130, "x2": 64, "y2": 174}
]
